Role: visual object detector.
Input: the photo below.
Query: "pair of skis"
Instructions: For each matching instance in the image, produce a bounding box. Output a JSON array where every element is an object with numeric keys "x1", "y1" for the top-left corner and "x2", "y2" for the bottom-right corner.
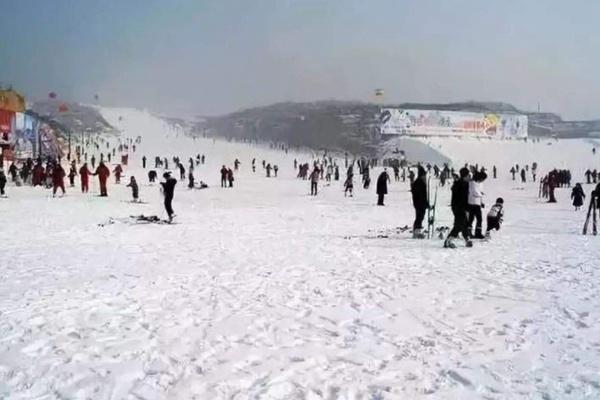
[
  {"x1": 583, "y1": 195, "x2": 598, "y2": 235},
  {"x1": 426, "y1": 177, "x2": 438, "y2": 239}
]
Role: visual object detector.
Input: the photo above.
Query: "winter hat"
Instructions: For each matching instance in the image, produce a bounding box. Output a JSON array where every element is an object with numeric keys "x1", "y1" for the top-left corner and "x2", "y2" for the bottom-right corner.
[
  {"x1": 459, "y1": 167, "x2": 470, "y2": 178},
  {"x1": 496, "y1": 197, "x2": 504, "y2": 204},
  {"x1": 163, "y1": 172, "x2": 171, "y2": 179}
]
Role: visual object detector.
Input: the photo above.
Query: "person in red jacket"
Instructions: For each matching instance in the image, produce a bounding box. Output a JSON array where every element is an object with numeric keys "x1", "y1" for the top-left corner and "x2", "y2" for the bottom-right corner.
[
  {"x1": 94, "y1": 161, "x2": 110, "y2": 196},
  {"x1": 52, "y1": 163, "x2": 66, "y2": 197},
  {"x1": 113, "y1": 164, "x2": 123, "y2": 184},
  {"x1": 79, "y1": 162, "x2": 91, "y2": 193}
]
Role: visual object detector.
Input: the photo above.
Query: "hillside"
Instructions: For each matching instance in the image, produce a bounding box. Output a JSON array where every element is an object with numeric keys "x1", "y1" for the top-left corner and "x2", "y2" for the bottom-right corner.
[{"x1": 195, "y1": 101, "x2": 600, "y2": 156}]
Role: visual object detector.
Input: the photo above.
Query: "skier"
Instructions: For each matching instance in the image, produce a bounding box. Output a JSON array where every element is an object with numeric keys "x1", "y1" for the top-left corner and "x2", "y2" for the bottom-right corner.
[
  {"x1": 79, "y1": 163, "x2": 91, "y2": 193},
  {"x1": 252, "y1": 158, "x2": 256, "y2": 173},
  {"x1": 344, "y1": 171, "x2": 353, "y2": 197},
  {"x1": 68, "y1": 162, "x2": 77, "y2": 187},
  {"x1": 126, "y1": 176, "x2": 140, "y2": 202},
  {"x1": 376, "y1": 168, "x2": 390, "y2": 206},
  {"x1": 468, "y1": 171, "x2": 486, "y2": 239},
  {"x1": 234, "y1": 159, "x2": 240, "y2": 171},
  {"x1": 492, "y1": 165, "x2": 497, "y2": 179},
  {"x1": 393, "y1": 165, "x2": 400, "y2": 182},
  {"x1": 444, "y1": 168, "x2": 473, "y2": 248},
  {"x1": 148, "y1": 170, "x2": 157, "y2": 183},
  {"x1": 94, "y1": 161, "x2": 110, "y2": 197},
  {"x1": 266, "y1": 163, "x2": 272, "y2": 177},
  {"x1": 310, "y1": 166, "x2": 320, "y2": 196},
  {"x1": 520, "y1": 168, "x2": 526, "y2": 183},
  {"x1": 274, "y1": 165, "x2": 278, "y2": 177},
  {"x1": 334, "y1": 165, "x2": 340, "y2": 181},
  {"x1": 32, "y1": 161, "x2": 45, "y2": 187},
  {"x1": 220, "y1": 165, "x2": 228, "y2": 187},
  {"x1": 142, "y1": 156, "x2": 147, "y2": 169},
  {"x1": 411, "y1": 166, "x2": 428, "y2": 239},
  {"x1": 8, "y1": 162, "x2": 17, "y2": 182},
  {"x1": 485, "y1": 198, "x2": 505, "y2": 238},
  {"x1": 227, "y1": 168, "x2": 234, "y2": 188},
  {"x1": 584, "y1": 169, "x2": 591, "y2": 184},
  {"x1": 510, "y1": 167, "x2": 516, "y2": 181},
  {"x1": 91, "y1": 155, "x2": 96, "y2": 169},
  {"x1": 548, "y1": 170, "x2": 558, "y2": 203},
  {"x1": 52, "y1": 163, "x2": 66, "y2": 197},
  {"x1": 178, "y1": 163, "x2": 186, "y2": 181},
  {"x1": 160, "y1": 172, "x2": 177, "y2": 222},
  {"x1": 113, "y1": 164, "x2": 123, "y2": 184},
  {"x1": 571, "y1": 183, "x2": 585, "y2": 211},
  {"x1": 0, "y1": 169, "x2": 6, "y2": 196},
  {"x1": 188, "y1": 171, "x2": 195, "y2": 189}
]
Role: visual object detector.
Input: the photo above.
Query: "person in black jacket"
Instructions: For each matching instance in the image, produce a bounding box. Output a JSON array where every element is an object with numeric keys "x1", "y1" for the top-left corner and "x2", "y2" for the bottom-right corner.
[
  {"x1": 411, "y1": 166, "x2": 428, "y2": 238},
  {"x1": 376, "y1": 169, "x2": 390, "y2": 205},
  {"x1": 444, "y1": 167, "x2": 473, "y2": 248},
  {"x1": 161, "y1": 172, "x2": 177, "y2": 222}
]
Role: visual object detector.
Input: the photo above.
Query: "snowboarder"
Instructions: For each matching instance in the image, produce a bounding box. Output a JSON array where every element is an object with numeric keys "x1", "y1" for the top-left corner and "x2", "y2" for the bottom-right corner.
[
  {"x1": 126, "y1": 176, "x2": 139, "y2": 202},
  {"x1": 571, "y1": 183, "x2": 585, "y2": 211},
  {"x1": 444, "y1": 168, "x2": 473, "y2": 248},
  {"x1": 376, "y1": 169, "x2": 390, "y2": 206},
  {"x1": 94, "y1": 161, "x2": 110, "y2": 197},
  {"x1": 160, "y1": 172, "x2": 177, "y2": 222}
]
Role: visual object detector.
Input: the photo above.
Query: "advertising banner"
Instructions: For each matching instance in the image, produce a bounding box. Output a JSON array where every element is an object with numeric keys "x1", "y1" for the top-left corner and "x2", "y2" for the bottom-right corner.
[{"x1": 379, "y1": 108, "x2": 527, "y2": 138}]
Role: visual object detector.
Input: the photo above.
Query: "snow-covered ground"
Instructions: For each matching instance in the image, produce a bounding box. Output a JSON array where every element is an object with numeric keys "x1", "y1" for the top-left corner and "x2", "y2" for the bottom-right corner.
[{"x1": 1, "y1": 108, "x2": 600, "y2": 399}]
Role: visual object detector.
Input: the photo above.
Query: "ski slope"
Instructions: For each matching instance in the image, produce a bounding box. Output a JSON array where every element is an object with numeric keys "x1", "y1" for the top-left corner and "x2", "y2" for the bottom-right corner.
[{"x1": 1, "y1": 108, "x2": 600, "y2": 399}]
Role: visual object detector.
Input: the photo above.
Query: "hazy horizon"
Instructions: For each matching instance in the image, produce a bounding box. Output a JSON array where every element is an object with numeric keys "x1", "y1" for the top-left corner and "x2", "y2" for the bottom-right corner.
[{"x1": 2, "y1": 0, "x2": 600, "y2": 120}]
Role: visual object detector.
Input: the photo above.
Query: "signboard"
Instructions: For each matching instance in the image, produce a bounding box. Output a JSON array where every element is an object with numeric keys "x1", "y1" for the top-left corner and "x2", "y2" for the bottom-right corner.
[{"x1": 379, "y1": 108, "x2": 528, "y2": 138}]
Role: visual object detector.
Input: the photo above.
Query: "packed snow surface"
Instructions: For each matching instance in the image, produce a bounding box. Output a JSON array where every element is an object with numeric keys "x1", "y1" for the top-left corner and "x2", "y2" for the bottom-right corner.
[{"x1": 1, "y1": 108, "x2": 600, "y2": 399}]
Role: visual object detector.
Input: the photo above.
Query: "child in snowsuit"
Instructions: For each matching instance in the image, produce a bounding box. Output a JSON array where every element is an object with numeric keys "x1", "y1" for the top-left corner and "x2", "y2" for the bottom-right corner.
[
  {"x1": 126, "y1": 176, "x2": 139, "y2": 202},
  {"x1": 485, "y1": 198, "x2": 504, "y2": 238}
]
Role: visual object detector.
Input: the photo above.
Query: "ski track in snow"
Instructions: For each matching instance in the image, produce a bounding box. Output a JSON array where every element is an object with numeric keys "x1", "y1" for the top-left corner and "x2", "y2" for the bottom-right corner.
[{"x1": 1, "y1": 108, "x2": 600, "y2": 399}]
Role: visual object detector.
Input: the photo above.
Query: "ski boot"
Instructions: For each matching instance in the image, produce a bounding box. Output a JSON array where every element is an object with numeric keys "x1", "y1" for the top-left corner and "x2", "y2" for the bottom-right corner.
[
  {"x1": 443, "y1": 238, "x2": 456, "y2": 248},
  {"x1": 413, "y1": 228, "x2": 426, "y2": 239}
]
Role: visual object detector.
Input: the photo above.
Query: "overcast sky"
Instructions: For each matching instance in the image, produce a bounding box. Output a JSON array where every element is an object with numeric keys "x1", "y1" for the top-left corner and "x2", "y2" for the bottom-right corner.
[{"x1": 2, "y1": 0, "x2": 599, "y2": 119}]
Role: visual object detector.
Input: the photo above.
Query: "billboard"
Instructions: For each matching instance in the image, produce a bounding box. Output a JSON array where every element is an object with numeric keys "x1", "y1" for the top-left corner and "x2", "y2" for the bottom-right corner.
[{"x1": 379, "y1": 109, "x2": 528, "y2": 138}]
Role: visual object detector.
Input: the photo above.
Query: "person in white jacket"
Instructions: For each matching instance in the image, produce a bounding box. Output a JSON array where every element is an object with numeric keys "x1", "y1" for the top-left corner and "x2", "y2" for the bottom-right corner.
[{"x1": 468, "y1": 170, "x2": 487, "y2": 239}]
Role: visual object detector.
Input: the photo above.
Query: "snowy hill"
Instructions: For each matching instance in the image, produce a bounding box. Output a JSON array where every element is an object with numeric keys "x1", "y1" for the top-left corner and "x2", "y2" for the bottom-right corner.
[{"x1": 1, "y1": 106, "x2": 600, "y2": 399}]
